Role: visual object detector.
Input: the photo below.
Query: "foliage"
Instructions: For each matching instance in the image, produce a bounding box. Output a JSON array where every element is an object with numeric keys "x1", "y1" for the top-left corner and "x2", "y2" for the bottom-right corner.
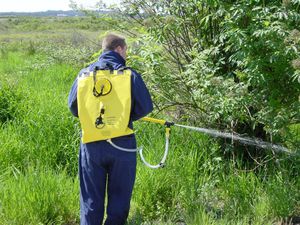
[
  {"x1": 3, "y1": 16, "x2": 118, "y2": 32},
  {"x1": 120, "y1": 0, "x2": 300, "y2": 150},
  {"x1": 37, "y1": 42, "x2": 96, "y2": 66}
]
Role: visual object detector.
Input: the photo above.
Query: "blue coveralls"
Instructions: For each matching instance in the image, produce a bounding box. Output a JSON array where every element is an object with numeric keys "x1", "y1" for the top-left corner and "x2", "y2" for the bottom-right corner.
[{"x1": 68, "y1": 51, "x2": 153, "y2": 225}]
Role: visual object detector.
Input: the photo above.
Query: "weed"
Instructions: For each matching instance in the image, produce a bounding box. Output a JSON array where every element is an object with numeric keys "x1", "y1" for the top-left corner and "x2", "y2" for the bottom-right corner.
[
  {"x1": 25, "y1": 40, "x2": 36, "y2": 56},
  {"x1": 0, "y1": 81, "x2": 23, "y2": 123}
]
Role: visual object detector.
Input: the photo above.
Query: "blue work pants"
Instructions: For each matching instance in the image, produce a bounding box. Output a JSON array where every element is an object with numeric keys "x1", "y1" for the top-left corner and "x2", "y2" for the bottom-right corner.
[{"x1": 79, "y1": 137, "x2": 137, "y2": 225}]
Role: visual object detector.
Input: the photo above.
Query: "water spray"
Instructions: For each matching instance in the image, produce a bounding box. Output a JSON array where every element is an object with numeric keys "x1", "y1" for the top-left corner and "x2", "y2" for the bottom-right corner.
[{"x1": 141, "y1": 117, "x2": 290, "y2": 153}]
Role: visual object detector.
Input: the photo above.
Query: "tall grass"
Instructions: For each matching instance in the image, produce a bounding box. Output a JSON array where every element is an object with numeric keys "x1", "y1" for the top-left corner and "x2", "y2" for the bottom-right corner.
[
  {"x1": 0, "y1": 166, "x2": 79, "y2": 225},
  {"x1": 0, "y1": 41, "x2": 299, "y2": 224},
  {"x1": 0, "y1": 51, "x2": 80, "y2": 175}
]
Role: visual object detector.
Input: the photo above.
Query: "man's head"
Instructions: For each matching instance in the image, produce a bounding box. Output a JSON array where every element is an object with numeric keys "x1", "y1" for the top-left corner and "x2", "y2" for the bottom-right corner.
[{"x1": 102, "y1": 33, "x2": 127, "y2": 60}]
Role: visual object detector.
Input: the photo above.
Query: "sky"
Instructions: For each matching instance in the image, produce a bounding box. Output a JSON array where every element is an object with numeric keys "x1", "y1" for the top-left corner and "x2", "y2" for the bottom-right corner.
[{"x1": 0, "y1": 0, "x2": 120, "y2": 12}]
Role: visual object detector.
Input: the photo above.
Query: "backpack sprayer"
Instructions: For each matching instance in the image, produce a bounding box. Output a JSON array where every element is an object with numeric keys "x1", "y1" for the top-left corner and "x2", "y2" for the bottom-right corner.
[{"x1": 77, "y1": 67, "x2": 292, "y2": 169}]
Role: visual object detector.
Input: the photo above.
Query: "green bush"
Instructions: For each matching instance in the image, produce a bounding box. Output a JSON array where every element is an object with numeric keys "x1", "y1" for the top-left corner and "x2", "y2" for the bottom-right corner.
[{"x1": 120, "y1": 0, "x2": 300, "y2": 151}]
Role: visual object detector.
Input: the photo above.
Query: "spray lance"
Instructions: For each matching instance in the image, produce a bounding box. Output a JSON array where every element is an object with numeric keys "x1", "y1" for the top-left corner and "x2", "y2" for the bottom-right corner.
[
  {"x1": 141, "y1": 117, "x2": 292, "y2": 167},
  {"x1": 108, "y1": 117, "x2": 291, "y2": 169}
]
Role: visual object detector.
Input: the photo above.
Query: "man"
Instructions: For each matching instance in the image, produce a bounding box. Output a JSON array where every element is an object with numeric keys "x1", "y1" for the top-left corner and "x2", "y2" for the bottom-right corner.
[{"x1": 68, "y1": 33, "x2": 153, "y2": 225}]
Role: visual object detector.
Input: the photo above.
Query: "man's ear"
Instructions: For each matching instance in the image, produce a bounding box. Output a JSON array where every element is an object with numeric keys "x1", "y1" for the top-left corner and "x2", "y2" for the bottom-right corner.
[{"x1": 115, "y1": 46, "x2": 122, "y2": 54}]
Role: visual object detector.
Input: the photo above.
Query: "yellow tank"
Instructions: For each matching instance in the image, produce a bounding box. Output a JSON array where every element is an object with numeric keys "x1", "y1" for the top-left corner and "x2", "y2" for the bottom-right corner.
[{"x1": 77, "y1": 69, "x2": 134, "y2": 144}]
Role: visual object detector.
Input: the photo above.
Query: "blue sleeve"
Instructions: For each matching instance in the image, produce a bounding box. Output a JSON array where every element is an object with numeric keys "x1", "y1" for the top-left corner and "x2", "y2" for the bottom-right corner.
[
  {"x1": 130, "y1": 70, "x2": 153, "y2": 121},
  {"x1": 68, "y1": 77, "x2": 78, "y2": 117}
]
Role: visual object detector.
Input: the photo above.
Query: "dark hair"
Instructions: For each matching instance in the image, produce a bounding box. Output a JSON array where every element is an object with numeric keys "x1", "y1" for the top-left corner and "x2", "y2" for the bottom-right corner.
[{"x1": 102, "y1": 33, "x2": 126, "y2": 51}]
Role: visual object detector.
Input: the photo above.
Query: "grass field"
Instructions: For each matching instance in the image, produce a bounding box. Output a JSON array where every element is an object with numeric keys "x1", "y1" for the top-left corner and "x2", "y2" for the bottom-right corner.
[{"x1": 0, "y1": 16, "x2": 299, "y2": 225}]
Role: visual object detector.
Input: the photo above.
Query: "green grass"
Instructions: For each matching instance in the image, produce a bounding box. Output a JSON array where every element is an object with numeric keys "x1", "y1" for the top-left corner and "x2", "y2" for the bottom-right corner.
[
  {"x1": 0, "y1": 19, "x2": 299, "y2": 224},
  {"x1": 0, "y1": 166, "x2": 79, "y2": 225}
]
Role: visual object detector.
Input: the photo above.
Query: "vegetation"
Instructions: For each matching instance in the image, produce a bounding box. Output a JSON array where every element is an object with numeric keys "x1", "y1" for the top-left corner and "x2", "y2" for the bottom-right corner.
[
  {"x1": 0, "y1": 2, "x2": 299, "y2": 224},
  {"x1": 117, "y1": 0, "x2": 300, "y2": 149}
]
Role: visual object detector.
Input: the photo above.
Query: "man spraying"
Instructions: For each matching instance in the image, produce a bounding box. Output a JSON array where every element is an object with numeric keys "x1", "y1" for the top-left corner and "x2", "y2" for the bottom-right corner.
[{"x1": 68, "y1": 33, "x2": 153, "y2": 225}]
